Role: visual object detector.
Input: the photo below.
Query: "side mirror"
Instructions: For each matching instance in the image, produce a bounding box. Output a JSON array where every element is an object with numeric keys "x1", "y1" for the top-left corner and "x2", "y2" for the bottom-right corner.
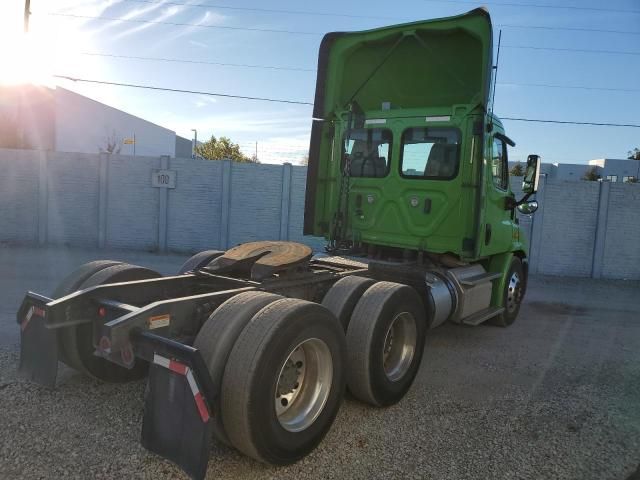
[
  {"x1": 522, "y1": 154, "x2": 541, "y2": 194},
  {"x1": 517, "y1": 200, "x2": 538, "y2": 215}
]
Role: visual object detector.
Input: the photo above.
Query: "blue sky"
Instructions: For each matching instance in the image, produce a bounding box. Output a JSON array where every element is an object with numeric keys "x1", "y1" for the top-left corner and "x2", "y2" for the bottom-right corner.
[{"x1": 3, "y1": 0, "x2": 640, "y2": 164}]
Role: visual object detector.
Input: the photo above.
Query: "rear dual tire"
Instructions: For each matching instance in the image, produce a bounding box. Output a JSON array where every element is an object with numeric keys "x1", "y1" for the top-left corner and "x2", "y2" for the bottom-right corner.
[
  {"x1": 345, "y1": 282, "x2": 427, "y2": 407},
  {"x1": 221, "y1": 298, "x2": 346, "y2": 464},
  {"x1": 193, "y1": 291, "x2": 284, "y2": 446},
  {"x1": 195, "y1": 294, "x2": 346, "y2": 464},
  {"x1": 52, "y1": 261, "x2": 161, "y2": 382}
]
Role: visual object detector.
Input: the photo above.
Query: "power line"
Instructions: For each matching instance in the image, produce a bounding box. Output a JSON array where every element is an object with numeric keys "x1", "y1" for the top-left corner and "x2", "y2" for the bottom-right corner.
[
  {"x1": 70, "y1": 0, "x2": 640, "y2": 20},
  {"x1": 423, "y1": 0, "x2": 640, "y2": 15},
  {"x1": 79, "y1": 51, "x2": 639, "y2": 93},
  {"x1": 497, "y1": 23, "x2": 640, "y2": 36},
  {"x1": 49, "y1": 13, "x2": 320, "y2": 35},
  {"x1": 80, "y1": 51, "x2": 316, "y2": 72},
  {"x1": 118, "y1": 0, "x2": 404, "y2": 21},
  {"x1": 48, "y1": 12, "x2": 640, "y2": 37},
  {"x1": 53, "y1": 74, "x2": 640, "y2": 128},
  {"x1": 503, "y1": 45, "x2": 640, "y2": 56},
  {"x1": 499, "y1": 82, "x2": 640, "y2": 93},
  {"x1": 53, "y1": 75, "x2": 314, "y2": 105},
  {"x1": 502, "y1": 117, "x2": 640, "y2": 128}
]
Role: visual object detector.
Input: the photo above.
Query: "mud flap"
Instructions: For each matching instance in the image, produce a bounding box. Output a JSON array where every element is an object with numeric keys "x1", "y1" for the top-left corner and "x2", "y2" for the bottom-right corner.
[
  {"x1": 17, "y1": 292, "x2": 58, "y2": 388},
  {"x1": 138, "y1": 332, "x2": 216, "y2": 480}
]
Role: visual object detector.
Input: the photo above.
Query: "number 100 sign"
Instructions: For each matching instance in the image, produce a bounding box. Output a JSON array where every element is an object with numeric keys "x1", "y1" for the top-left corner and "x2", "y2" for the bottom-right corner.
[{"x1": 152, "y1": 169, "x2": 177, "y2": 189}]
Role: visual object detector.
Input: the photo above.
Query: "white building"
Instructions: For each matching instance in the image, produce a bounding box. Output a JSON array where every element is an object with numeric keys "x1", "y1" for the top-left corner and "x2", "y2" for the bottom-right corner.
[
  {"x1": 588, "y1": 158, "x2": 640, "y2": 183},
  {"x1": 0, "y1": 85, "x2": 187, "y2": 157},
  {"x1": 508, "y1": 158, "x2": 639, "y2": 182}
]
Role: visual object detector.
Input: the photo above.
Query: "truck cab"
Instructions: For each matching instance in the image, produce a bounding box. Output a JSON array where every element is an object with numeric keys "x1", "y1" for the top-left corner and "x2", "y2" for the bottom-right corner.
[
  {"x1": 304, "y1": 7, "x2": 540, "y2": 328},
  {"x1": 305, "y1": 8, "x2": 538, "y2": 266}
]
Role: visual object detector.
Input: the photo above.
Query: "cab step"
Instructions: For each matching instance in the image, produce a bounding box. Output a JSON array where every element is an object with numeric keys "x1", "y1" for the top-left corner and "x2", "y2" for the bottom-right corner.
[{"x1": 462, "y1": 306, "x2": 505, "y2": 326}]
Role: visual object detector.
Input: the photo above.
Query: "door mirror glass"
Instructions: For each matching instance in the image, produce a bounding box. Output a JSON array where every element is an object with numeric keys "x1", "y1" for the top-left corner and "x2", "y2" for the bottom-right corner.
[
  {"x1": 517, "y1": 200, "x2": 538, "y2": 215},
  {"x1": 522, "y1": 154, "x2": 541, "y2": 194}
]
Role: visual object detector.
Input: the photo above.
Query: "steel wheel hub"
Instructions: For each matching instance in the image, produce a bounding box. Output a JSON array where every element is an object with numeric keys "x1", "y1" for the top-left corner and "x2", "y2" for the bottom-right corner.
[
  {"x1": 382, "y1": 312, "x2": 417, "y2": 382},
  {"x1": 275, "y1": 338, "x2": 332, "y2": 432},
  {"x1": 506, "y1": 272, "x2": 522, "y2": 314}
]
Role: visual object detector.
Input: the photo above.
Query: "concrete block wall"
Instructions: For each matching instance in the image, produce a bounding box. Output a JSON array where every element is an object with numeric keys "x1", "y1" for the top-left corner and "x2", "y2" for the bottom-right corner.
[
  {"x1": 46, "y1": 152, "x2": 100, "y2": 246},
  {"x1": 536, "y1": 181, "x2": 600, "y2": 277},
  {"x1": 106, "y1": 155, "x2": 160, "y2": 250},
  {"x1": 1, "y1": 148, "x2": 639, "y2": 280},
  {"x1": 601, "y1": 183, "x2": 640, "y2": 279},
  {"x1": 0, "y1": 149, "x2": 40, "y2": 243},
  {"x1": 167, "y1": 157, "x2": 223, "y2": 252},
  {"x1": 227, "y1": 163, "x2": 283, "y2": 246}
]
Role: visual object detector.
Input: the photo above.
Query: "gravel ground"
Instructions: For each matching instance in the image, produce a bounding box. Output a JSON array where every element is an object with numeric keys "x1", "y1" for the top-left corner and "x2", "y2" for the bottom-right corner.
[{"x1": 0, "y1": 247, "x2": 639, "y2": 479}]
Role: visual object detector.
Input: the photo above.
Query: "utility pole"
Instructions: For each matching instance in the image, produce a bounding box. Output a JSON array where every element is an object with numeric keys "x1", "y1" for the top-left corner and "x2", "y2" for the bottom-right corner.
[
  {"x1": 255, "y1": 141, "x2": 258, "y2": 162},
  {"x1": 24, "y1": 0, "x2": 31, "y2": 33}
]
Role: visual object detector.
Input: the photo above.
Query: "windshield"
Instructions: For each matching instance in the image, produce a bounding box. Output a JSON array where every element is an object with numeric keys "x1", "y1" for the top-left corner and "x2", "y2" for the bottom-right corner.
[
  {"x1": 343, "y1": 127, "x2": 392, "y2": 178},
  {"x1": 400, "y1": 127, "x2": 461, "y2": 179}
]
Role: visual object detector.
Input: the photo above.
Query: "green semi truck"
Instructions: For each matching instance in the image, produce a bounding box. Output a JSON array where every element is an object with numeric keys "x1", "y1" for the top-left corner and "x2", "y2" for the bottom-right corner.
[{"x1": 17, "y1": 8, "x2": 540, "y2": 480}]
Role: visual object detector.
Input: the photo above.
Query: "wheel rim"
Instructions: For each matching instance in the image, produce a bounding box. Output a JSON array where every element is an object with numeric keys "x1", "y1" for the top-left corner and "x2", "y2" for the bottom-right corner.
[
  {"x1": 506, "y1": 271, "x2": 522, "y2": 314},
  {"x1": 275, "y1": 338, "x2": 333, "y2": 433},
  {"x1": 382, "y1": 312, "x2": 417, "y2": 382}
]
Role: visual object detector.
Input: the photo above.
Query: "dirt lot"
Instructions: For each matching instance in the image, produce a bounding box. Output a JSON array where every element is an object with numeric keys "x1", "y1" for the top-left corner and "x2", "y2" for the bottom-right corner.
[{"x1": 1, "y1": 246, "x2": 639, "y2": 480}]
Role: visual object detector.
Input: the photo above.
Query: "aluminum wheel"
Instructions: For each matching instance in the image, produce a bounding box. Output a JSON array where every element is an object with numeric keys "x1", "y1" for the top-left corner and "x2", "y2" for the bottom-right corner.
[
  {"x1": 382, "y1": 312, "x2": 417, "y2": 382},
  {"x1": 506, "y1": 271, "x2": 522, "y2": 314},
  {"x1": 275, "y1": 338, "x2": 333, "y2": 433}
]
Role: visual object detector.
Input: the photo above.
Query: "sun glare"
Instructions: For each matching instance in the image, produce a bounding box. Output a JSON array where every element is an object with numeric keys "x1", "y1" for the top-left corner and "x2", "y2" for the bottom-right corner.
[{"x1": 0, "y1": 3, "x2": 96, "y2": 87}]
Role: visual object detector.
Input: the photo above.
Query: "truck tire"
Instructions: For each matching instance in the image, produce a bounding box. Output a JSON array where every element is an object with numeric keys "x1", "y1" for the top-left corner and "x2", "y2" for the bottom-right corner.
[
  {"x1": 221, "y1": 298, "x2": 346, "y2": 464},
  {"x1": 193, "y1": 291, "x2": 283, "y2": 445},
  {"x1": 321, "y1": 276, "x2": 375, "y2": 331},
  {"x1": 61, "y1": 264, "x2": 161, "y2": 382},
  {"x1": 346, "y1": 281, "x2": 426, "y2": 407},
  {"x1": 177, "y1": 250, "x2": 224, "y2": 274},
  {"x1": 51, "y1": 260, "x2": 124, "y2": 367},
  {"x1": 490, "y1": 257, "x2": 524, "y2": 327},
  {"x1": 51, "y1": 260, "x2": 124, "y2": 299}
]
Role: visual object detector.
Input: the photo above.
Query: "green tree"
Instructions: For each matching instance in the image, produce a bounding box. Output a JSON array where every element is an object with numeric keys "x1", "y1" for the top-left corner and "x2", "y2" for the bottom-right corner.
[
  {"x1": 509, "y1": 162, "x2": 524, "y2": 176},
  {"x1": 195, "y1": 135, "x2": 257, "y2": 162},
  {"x1": 627, "y1": 147, "x2": 640, "y2": 160},
  {"x1": 582, "y1": 166, "x2": 600, "y2": 181}
]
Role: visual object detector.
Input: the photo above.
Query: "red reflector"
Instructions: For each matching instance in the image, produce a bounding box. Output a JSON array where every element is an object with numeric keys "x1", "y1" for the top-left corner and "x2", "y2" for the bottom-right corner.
[
  {"x1": 121, "y1": 345, "x2": 134, "y2": 366},
  {"x1": 168, "y1": 360, "x2": 187, "y2": 375},
  {"x1": 99, "y1": 336, "x2": 111, "y2": 352},
  {"x1": 193, "y1": 392, "x2": 210, "y2": 423},
  {"x1": 98, "y1": 307, "x2": 107, "y2": 317}
]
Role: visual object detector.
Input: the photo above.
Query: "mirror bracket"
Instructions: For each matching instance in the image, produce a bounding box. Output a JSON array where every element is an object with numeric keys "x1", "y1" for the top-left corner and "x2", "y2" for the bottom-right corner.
[{"x1": 515, "y1": 192, "x2": 533, "y2": 207}]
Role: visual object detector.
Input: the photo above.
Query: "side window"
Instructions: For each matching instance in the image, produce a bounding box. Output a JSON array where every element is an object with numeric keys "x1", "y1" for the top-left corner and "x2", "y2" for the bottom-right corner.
[{"x1": 491, "y1": 137, "x2": 508, "y2": 190}]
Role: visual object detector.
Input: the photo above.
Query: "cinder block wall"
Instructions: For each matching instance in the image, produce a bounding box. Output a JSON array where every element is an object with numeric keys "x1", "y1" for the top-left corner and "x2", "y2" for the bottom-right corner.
[
  {"x1": 0, "y1": 149, "x2": 40, "y2": 243},
  {"x1": 167, "y1": 158, "x2": 223, "y2": 252},
  {"x1": 47, "y1": 152, "x2": 100, "y2": 246},
  {"x1": 601, "y1": 184, "x2": 640, "y2": 279},
  {"x1": 537, "y1": 182, "x2": 600, "y2": 277},
  {"x1": 0, "y1": 148, "x2": 639, "y2": 280}
]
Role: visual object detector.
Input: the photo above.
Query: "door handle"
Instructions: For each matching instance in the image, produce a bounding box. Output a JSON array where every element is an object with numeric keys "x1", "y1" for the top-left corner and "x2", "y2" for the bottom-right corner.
[{"x1": 423, "y1": 198, "x2": 431, "y2": 214}]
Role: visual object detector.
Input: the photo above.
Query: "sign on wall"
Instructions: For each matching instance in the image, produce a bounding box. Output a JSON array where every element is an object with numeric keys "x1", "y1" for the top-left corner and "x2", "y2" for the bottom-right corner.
[{"x1": 152, "y1": 169, "x2": 176, "y2": 188}]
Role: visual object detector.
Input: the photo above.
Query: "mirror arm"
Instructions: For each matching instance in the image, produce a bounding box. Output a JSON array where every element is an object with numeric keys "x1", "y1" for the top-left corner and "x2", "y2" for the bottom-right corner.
[{"x1": 515, "y1": 192, "x2": 533, "y2": 206}]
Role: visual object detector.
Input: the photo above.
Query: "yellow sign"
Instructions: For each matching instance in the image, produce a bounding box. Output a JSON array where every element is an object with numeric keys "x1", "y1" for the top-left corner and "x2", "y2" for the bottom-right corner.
[{"x1": 123, "y1": 138, "x2": 135, "y2": 144}]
